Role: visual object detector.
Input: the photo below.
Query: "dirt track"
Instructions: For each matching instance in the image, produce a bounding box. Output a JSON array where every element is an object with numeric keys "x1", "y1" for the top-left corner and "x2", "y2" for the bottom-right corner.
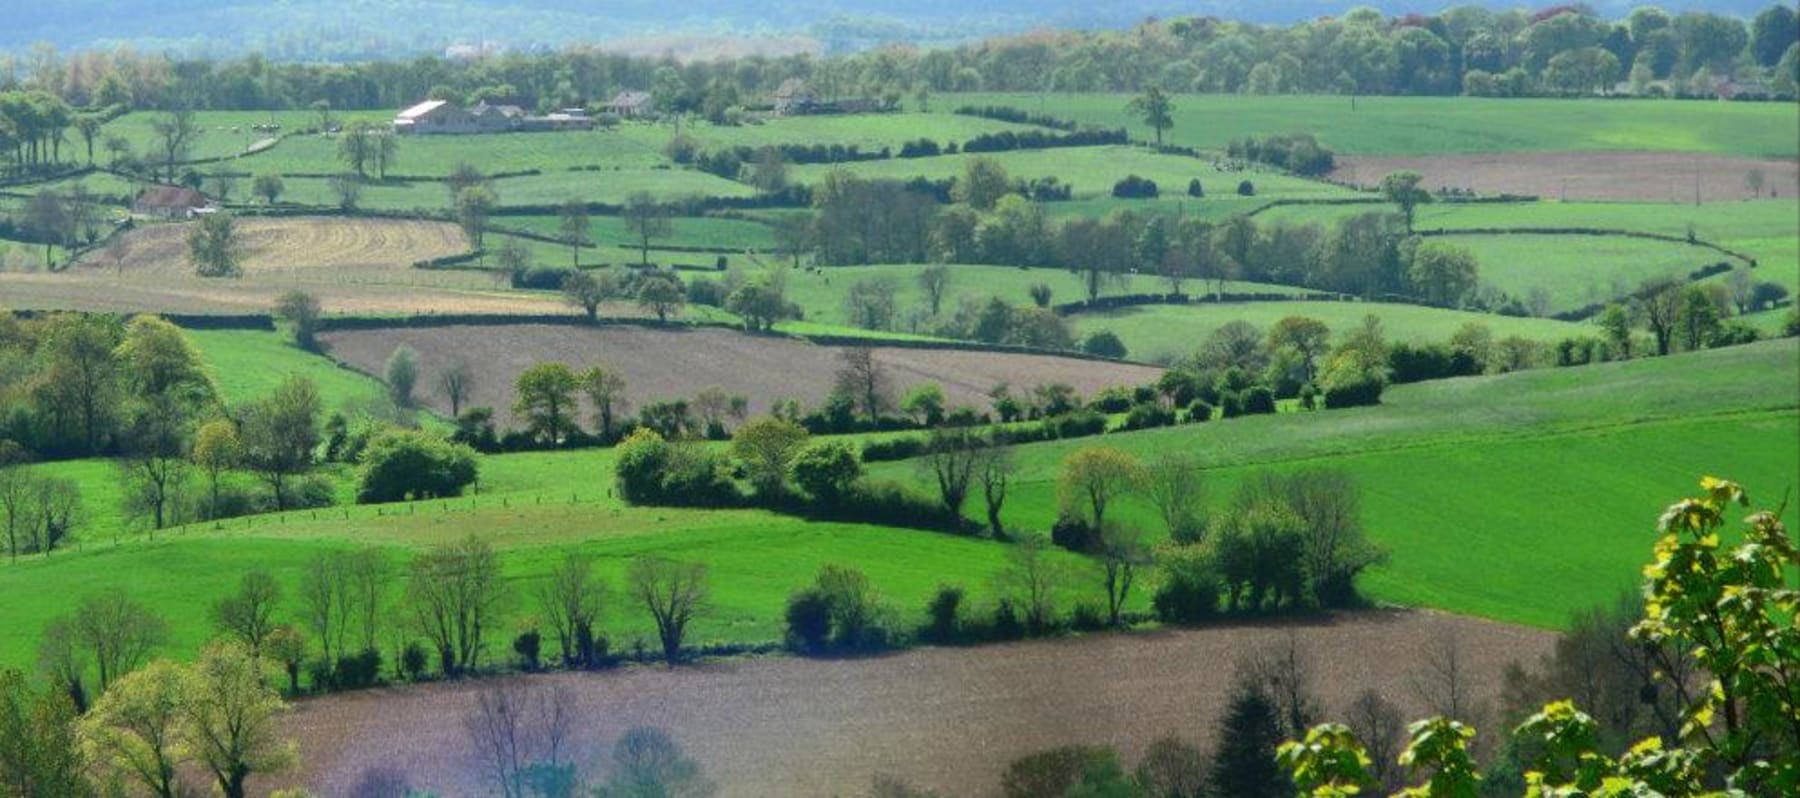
[
  {"x1": 277, "y1": 610, "x2": 1551, "y2": 797},
  {"x1": 319, "y1": 324, "x2": 1162, "y2": 423},
  {"x1": 1332, "y1": 151, "x2": 1799, "y2": 202}
]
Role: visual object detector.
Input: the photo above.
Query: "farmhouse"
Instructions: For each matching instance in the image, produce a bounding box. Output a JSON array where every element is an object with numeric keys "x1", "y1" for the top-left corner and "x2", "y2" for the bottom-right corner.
[
  {"x1": 606, "y1": 91, "x2": 654, "y2": 118},
  {"x1": 393, "y1": 99, "x2": 595, "y2": 134},
  {"x1": 771, "y1": 78, "x2": 885, "y2": 116},
  {"x1": 772, "y1": 78, "x2": 817, "y2": 115},
  {"x1": 131, "y1": 185, "x2": 211, "y2": 219}
]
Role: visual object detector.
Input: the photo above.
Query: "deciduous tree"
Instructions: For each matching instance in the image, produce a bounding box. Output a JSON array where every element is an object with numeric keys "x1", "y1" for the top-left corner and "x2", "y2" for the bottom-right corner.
[{"x1": 629, "y1": 558, "x2": 709, "y2": 666}]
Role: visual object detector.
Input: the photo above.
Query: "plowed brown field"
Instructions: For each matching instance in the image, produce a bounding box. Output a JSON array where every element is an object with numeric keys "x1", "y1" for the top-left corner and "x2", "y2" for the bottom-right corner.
[
  {"x1": 319, "y1": 324, "x2": 1163, "y2": 423},
  {"x1": 1332, "y1": 151, "x2": 1799, "y2": 202},
  {"x1": 278, "y1": 611, "x2": 1552, "y2": 797}
]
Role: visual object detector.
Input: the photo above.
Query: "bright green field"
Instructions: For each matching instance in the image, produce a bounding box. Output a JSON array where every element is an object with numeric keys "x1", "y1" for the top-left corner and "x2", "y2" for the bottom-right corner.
[
  {"x1": 950, "y1": 94, "x2": 1800, "y2": 158},
  {"x1": 1443, "y1": 233, "x2": 1723, "y2": 314},
  {"x1": 0, "y1": 474, "x2": 1098, "y2": 672},
  {"x1": 789, "y1": 145, "x2": 1355, "y2": 203},
  {"x1": 785, "y1": 263, "x2": 1316, "y2": 335},
  {"x1": 100, "y1": 110, "x2": 392, "y2": 163},
  {"x1": 1071, "y1": 300, "x2": 1590, "y2": 364},
  {"x1": 183, "y1": 327, "x2": 396, "y2": 411},
  {"x1": 872, "y1": 338, "x2": 1800, "y2": 627}
]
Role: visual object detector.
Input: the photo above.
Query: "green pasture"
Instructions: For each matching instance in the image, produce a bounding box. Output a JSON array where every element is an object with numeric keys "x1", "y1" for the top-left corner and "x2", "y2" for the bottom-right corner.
[
  {"x1": 872, "y1": 338, "x2": 1800, "y2": 626},
  {"x1": 0, "y1": 476, "x2": 1100, "y2": 673},
  {"x1": 1070, "y1": 300, "x2": 1589, "y2": 364},
  {"x1": 1443, "y1": 233, "x2": 1722, "y2": 314},
  {"x1": 504, "y1": 213, "x2": 776, "y2": 252},
  {"x1": 609, "y1": 112, "x2": 1040, "y2": 154},
  {"x1": 183, "y1": 327, "x2": 397, "y2": 411},
  {"x1": 949, "y1": 94, "x2": 1800, "y2": 158},
  {"x1": 789, "y1": 145, "x2": 1355, "y2": 203},
  {"x1": 784, "y1": 262, "x2": 1315, "y2": 336},
  {"x1": 100, "y1": 110, "x2": 392, "y2": 164}
]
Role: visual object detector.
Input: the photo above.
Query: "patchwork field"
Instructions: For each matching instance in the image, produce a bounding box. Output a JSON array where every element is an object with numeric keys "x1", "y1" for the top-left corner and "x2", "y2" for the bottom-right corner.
[
  {"x1": 317, "y1": 323, "x2": 1164, "y2": 424},
  {"x1": 1331, "y1": 151, "x2": 1800, "y2": 203},
  {"x1": 285, "y1": 611, "x2": 1551, "y2": 797}
]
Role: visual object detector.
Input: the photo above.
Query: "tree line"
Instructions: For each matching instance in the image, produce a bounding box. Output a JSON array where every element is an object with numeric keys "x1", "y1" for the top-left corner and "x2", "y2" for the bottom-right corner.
[{"x1": 4, "y1": 5, "x2": 1796, "y2": 130}]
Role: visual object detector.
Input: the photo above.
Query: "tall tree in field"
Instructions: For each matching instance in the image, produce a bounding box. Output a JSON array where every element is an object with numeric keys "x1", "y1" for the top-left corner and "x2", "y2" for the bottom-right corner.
[
  {"x1": 187, "y1": 212, "x2": 240, "y2": 278},
  {"x1": 630, "y1": 558, "x2": 710, "y2": 667},
  {"x1": 211, "y1": 570, "x2": 282, "y2": 656},
  {"x1": 1379, "y1": 171, "x2": 1430, "y2": 231},
  {"x1": 1058, "y1": 447, "x2": 1144, "y2": 535},
  {"x1": 438, "y1": 359, "x2": 474, "y2": 418},
  {"x1": 1127, "y1": 86, "x2": 1175, "y2": 146},
  {"x1": 237, "y1": 376, "x2": 321, "y2": 511},
  {"x1": 1267, "y1": 316, "x2": 1332, "y2": 386},
  {"x1": 456, "y1": 184, "x2": 498, "y2": 257},
  {"x1": 79, "y1": 658, "x2": 187, "y2": 798},
  {"x1": 636, "y1": 275, "x2": 686, "y2": 322},
  {"x1": 338, "y1": 122, "x2": 374, "y2": 178},
  {"x1": 68, "y1": 588, "x2": 169, "y2": 693},
  {"x1": 729, "y1": 417, "x2": 809, "y2": 497},
  {"x1": 406, "y1": 536, "x2": 502, "y2": 676},
  {"x1": 952, "y1": 156, "x2": 1011, "y2": 210},
  {"x1": 580, "y1": 365, "x2": 629, "y2": 442},
  {"x1": 535, "y1": 552, "x2": 606, "y2": 668},
  {"x1": 917, "y1": 264, "x2": 951, "y2": 316},
  {"x1": 272, "y1": 290, "x2": 321, "y2": 351},
  {"x1": 623, "y1": 192, "x2": 673, "y2": 266},
  {"x1": 833, "y1": 347, "x2": 890, "y2": 423},
  {"x1": 181, "y1": 641, "x2": 296, "y2": 798},
  {"x1": 150, "y1": 108, "x2": 200, "y2": 182},
  {"x1": 514, "y1": 363, "x2": 580, "y2": 445},
  {"x1": 37, "y1": 313, "x2": 123, "y2": 456},
  {"x1": 557, "y1": 200, "x2": 591, "y2": 268},
  {"x1": 251, "y1": 173, "x2": 284, "y2": 205},
  {"x1": 561, "y1": 270, "x2": 607, "y2": 321},
  {"x1": 1634, "y1": 278, "x2": 1683, "y2": 356}
]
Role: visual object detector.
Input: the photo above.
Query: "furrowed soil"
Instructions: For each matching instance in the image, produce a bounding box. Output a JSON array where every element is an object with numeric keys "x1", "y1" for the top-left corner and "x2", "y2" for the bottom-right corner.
[
  {"x1": 318, "y1": 324, "x2": 1162, "y2": 424},
  {"x1": 280, "y1": 610, "x2": 1551, "y2": 797},
  {"x1": 1332, "y1": 151, "x2": 1800, "y2": 202}
]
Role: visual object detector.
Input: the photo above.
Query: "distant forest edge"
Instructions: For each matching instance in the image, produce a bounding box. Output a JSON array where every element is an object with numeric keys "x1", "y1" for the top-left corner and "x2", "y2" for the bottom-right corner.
[
  {"x1": 0, "y1": 2, "x2": 1784, "y2": 62},
  {"x1": 0, "y1": 3, "x2": 1795, "y2": 107}
]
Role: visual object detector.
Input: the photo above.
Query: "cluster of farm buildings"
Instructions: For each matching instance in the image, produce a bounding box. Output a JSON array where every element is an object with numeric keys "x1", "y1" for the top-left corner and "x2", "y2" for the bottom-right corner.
[{"x1": 392, "y1": 78, "x2": 879, "y2": 135}]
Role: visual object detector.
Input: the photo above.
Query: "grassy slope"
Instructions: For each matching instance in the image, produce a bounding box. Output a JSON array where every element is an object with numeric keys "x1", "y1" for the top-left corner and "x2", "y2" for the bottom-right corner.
[
  {"x1": 870, "y1": 338, "x2": 1800, "y2": 627},
  {"x1": 184, "y1": 327, "x2": 395, "y2": 409},
  {"x1": 949, "y1": 94, "x2": 1800, "y2": 158},
  {"x1": 1071, "y1": 300, "x2": 1589, "y2": 364}
]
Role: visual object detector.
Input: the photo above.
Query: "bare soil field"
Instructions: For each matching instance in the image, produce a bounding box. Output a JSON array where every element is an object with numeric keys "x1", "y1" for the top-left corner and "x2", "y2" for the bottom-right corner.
[
  {"x1": 279, "y1": 610, "x2": 1551, "y2": 797},
  {"x1": 318, "y1": 324, "x2": 1162, "y2": 424},
  {"x1": 1332, "y1": 151, "x2": 1799, "y2": 202},
  {"x1": 80, "y1": 216, "x2": 469, "y2": 277}
]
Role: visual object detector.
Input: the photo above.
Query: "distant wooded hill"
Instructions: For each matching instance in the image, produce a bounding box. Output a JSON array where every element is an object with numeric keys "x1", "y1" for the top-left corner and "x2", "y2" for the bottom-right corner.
[{"x1": 1, "y1": 0, "x2": 1777, "y2": 62}]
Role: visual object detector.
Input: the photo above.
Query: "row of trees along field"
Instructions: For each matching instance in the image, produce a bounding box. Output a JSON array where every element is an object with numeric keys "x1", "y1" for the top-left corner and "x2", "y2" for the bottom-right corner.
[{"x1": 2, "y1": 4, "x2": 1796, "y2": 123}]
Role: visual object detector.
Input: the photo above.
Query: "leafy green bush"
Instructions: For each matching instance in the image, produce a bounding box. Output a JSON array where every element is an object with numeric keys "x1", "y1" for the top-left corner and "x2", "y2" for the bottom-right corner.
[
  {"x1": 1122, "y1": 402, "x2": 1176, "y2": 431},
  {"x1": 1154, "y1": 546, "x2": 1222, "y2": 624},
  {"x1": 356, "y1": 429, "x2": 478, "y2": 504},
  {"x1": 614, "y1": 428, "x2": 671, "y2": 504},
  {"x1": 1242, "y1": 386, "x2": 1277, "y2": 415},
  {"x1": 791, "y1": 441, "x2": 863, "y2": 505}
]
